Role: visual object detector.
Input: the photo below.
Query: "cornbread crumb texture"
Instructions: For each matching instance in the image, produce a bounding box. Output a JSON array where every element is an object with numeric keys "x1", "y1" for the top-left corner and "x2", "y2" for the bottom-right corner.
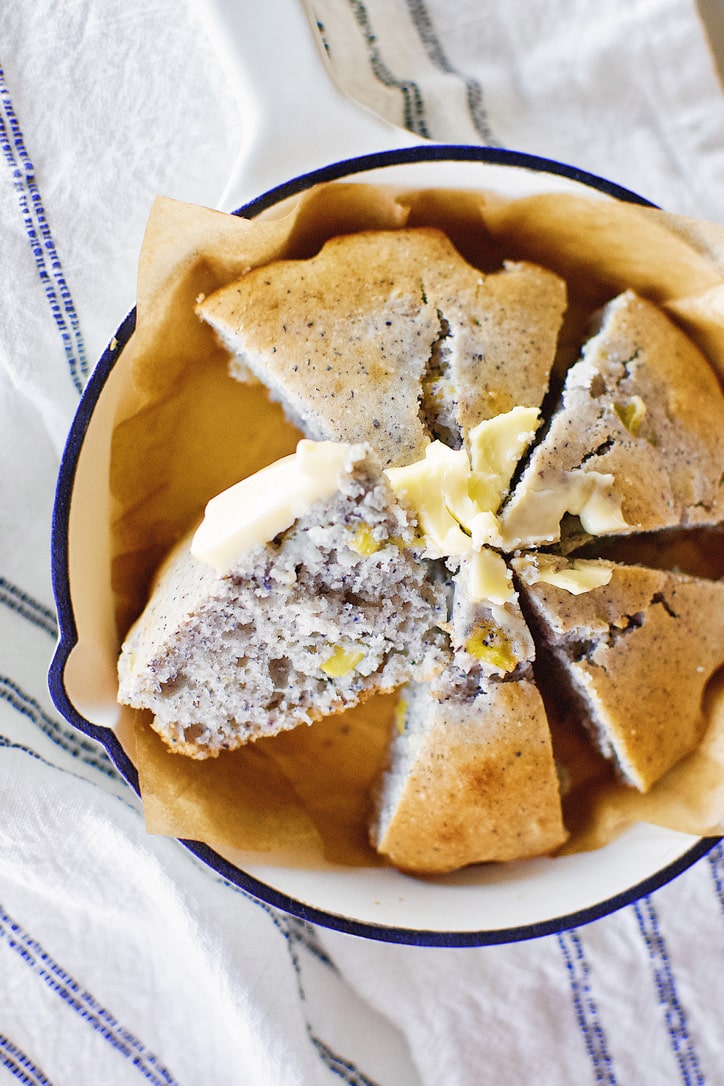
[
  {"x1": 515, "y1": 558, "x2": 724, "y2": 792},
  {"x1": 117, "y1": 447, "x2": 449, "y2": 757},
  {"x1": 371, "y1": 679, "x2": 568, "y2": 874},
  {"x1": 197, "y1": 228, "x2": 567, "y2": 467},
  {"x1": 447, "y1": 553, "x2": 535, "y2": 684}
]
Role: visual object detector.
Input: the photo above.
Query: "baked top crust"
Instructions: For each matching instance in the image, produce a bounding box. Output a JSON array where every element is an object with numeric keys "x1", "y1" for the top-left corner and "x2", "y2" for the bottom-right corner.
[
  {"x1": 502, "y1": 291, "x2": 724, "y2": 547},
  {"x1": 197, "y1": 228, "x2": 567, "y2": 466},
  {"x1": 514, "y1": 557, "x2": 724, "y2": 791},
  {"x1": 372, "y1": 679, "x2": 568, "y2": 874}
]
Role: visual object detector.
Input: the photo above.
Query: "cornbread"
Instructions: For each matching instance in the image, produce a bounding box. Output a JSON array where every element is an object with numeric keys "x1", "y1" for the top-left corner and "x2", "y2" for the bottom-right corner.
[
  {"x1": 119, "y1": 216, "x2": 724, "y2": 874},
  {"x1": 501, "y1": 291, "x2": 724, "y2": 549},
  {"x1": 118, "y1": 443, "x2": 449, "y2": 757},
  {"x1": 514, "y1": 555, "x2": 724, "y2": 791},
  {"x1": 371, "y1": 678, "x2": 567, "y2": 874},
  {"x1": 197, "y1": 227, "x2": 567, "y2": 466},
  {"x1": 371, "y1": 554, "x2": 568, "y2": 873}
]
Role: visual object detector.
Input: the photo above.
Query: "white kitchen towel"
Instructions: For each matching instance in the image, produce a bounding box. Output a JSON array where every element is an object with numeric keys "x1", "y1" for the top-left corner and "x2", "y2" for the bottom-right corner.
[
  {"x1": 309, "y1": 0, "x2": 724, "y2": 222},
  {"x1": 1, "y1": 1, "x2": 723, "y2": 1084}
]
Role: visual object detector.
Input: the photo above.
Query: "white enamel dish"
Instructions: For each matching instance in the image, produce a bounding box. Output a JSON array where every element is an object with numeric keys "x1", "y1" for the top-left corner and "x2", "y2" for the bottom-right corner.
[{"x1": 48, "y1": 0, "x2": 719, "y2": 945}]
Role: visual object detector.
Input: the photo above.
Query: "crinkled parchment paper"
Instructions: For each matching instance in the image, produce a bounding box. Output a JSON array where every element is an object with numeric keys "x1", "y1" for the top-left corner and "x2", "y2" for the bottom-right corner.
[{"x1": 109, "y1": 183, "x2": 724, "y2": 868}]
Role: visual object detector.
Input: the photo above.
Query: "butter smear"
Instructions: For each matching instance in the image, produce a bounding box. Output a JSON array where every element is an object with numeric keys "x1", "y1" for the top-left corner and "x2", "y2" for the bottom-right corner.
[
  {"x1": 384, "y1": 405, "x2": 627, "y2": 560},
  {"x1": 513, "y1": 555, "x2": 614, "y2": 595},
  {"x1": 191, "y1": 439, "x2": 355, "y2": 573},
  {"x1": 468, "y1": 548, "x2": 515, "y2": 604},
  {"x1": 384, "y1": 406, "x2": 542, "y2": 559},
  {"x1": 191, "y1": 404, "x2": 627, "y2": 606},
  {"x1": 500, "y1": 469, "x2": 628, "y2": 548}
]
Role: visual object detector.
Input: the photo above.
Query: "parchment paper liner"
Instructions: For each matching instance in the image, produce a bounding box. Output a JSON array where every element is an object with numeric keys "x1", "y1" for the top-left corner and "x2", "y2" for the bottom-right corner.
[{"x1": 110, "y1": 183, "x2": 724, "y2": 869}]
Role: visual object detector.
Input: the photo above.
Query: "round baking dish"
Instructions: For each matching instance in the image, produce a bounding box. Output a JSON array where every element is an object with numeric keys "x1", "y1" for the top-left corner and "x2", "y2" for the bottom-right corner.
[{"x1": 48, "y1": 0, "x2": 720, "y2": 945}]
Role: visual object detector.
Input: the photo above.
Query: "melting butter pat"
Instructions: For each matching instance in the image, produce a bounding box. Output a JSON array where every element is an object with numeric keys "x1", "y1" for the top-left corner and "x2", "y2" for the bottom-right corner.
[
  {"x1": 500, "y1": 469, "x2": 628, "y2": 548},
  {"x1": 384, "y1": 442, "x2": 477, "y2": 558},
  {"x1": 384, "y1": 408, "x2": 542, "y2": 559},
  {"x1": 468, "y1": 406, "x2": 541, "y2": 512},
  {"x1": 191, "y1": 439, "x2": 355, "y2": 573},
  {"x1": 468, "y1": 548, "x2": 515, "y2": 604},
  {"x1": 514, "y1": 554, "x2": 613, "y2": 595}
]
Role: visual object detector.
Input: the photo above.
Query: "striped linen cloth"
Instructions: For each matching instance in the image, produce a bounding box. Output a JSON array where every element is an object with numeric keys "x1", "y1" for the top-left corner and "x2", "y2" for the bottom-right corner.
[{"x1": 0, "y1": 1, "x2": 723, "y2": 1082}]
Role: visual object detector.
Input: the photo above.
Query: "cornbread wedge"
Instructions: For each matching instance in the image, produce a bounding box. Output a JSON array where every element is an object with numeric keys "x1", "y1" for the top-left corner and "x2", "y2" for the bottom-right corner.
[
  {"x1": 514, "y1": 555, "x2": 724, "y2": 791},
  {"x1": 371, "y1": 678, "x2": 567, "y2": 874},
  {"x1": 501, "y1": 291, "x2": 724, "y2": 549},
  {"x1": 197, "y1": 228, "x2": 566, "y2": 466},
  {"x1": 118, "y1": 444, "x2": 449, "y2": 757},
  {"x1": 371, "y1": 554, "x2": 567, "y2": 873}
]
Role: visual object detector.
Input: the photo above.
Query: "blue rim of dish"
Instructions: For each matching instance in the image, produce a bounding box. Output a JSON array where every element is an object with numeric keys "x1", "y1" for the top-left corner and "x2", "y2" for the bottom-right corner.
[{"x1": 48, "y1": 142, "x2": 721, "y2": 947}]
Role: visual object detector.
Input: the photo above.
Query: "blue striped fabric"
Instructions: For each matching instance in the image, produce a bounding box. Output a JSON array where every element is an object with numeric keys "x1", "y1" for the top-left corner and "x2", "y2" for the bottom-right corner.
[
  {"x1": 633, "y1": 899, "x2": 706, "y2": 1086},
  {"x1": 1, "y1": 2, "x2": 723, "y2": 1084},
  {"x1": 335, "y1": 1, "x2": 432, "y2": 137},
  {"x1": 0, "y1": 1034, "x2": 53, "y2": 1086},
  {"x1": 402, "y1": 0, "x2": 499, "y2": 144},
  {"x1": 0, "y1": 678, "x2": 116, "y2": 777},
  {"x1": 0, "y1": 580, "x2": 57, "y2": 640},
  {"x1": 0, "y1": 67, "x2": 88, "y2": 394},
  {"x1": 0, "y1": 908, "x2": 179, "y2": 1086},
  {"x1": 557, "y1": 931, "x2": 618, "y2": 1084}
]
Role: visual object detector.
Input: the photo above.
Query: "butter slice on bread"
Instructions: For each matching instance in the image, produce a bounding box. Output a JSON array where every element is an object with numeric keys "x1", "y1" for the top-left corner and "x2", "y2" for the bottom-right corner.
[
  {"x1": 501, "y1": 292, "x2": 724, "y2": 549},
  {"x1": 118, "y1": 444, "x2": 449, "y2": 757}
]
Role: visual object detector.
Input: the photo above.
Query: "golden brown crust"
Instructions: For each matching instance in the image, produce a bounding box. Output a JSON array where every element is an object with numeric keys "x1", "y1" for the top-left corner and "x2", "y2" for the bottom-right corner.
[
  {"x1": 373, "y1": 681, "x2": 567, "y2": 874},
  {"x1": 503, "y1": 292, "x2": 724, "y2": 543},
  {"x1": 516, "y1": 560, "x2": 724, "y2": 791},
  {"x1": 197, "y1": 228, "x2": 566, "y2": 466}
]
